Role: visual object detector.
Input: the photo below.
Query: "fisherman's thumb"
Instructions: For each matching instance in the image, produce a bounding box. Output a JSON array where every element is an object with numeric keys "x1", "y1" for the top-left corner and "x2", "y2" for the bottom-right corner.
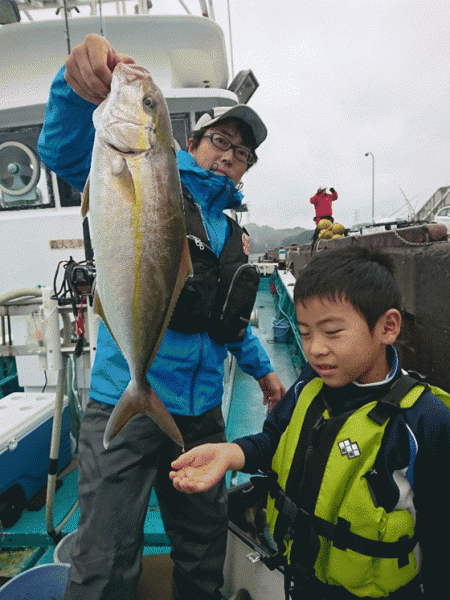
[{"x1": 117, "y1": 53, "x2": 135, "y2": 65}]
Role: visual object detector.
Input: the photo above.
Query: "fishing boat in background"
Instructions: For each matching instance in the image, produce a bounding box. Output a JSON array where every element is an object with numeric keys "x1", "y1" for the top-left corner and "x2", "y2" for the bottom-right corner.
[{"x1": 0, "y1": 2, "x2": 303, "y2": 598}]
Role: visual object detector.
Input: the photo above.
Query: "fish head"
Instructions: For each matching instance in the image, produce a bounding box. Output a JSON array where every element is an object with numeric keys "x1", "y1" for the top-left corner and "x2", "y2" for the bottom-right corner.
[{"x1": 93, "y1": 63, "x2": 174, "y2": 155}]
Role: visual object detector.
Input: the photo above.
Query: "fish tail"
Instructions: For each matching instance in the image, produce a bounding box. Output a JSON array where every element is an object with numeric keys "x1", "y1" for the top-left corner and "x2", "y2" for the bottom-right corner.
[{"x1": 103, "y1": 380, "x2": 184, "y2": 449}]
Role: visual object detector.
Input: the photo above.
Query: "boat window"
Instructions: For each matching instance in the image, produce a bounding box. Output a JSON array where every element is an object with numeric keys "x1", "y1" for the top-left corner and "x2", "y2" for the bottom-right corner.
[
  {"x1": 0, "y1": 114, "x2": 190, "y2": 213},
  {"x1": 0, "y1": 125, "x2": 55, "y2": 212},
  {"x1": 170, "y1": 113, "x2": 191, "y2": 151}
]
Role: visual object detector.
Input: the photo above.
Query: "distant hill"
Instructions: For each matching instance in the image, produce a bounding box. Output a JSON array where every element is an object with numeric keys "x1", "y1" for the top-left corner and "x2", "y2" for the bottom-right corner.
[{"x1": 244, "y1": 223, "x2": 314, "y2": 253}]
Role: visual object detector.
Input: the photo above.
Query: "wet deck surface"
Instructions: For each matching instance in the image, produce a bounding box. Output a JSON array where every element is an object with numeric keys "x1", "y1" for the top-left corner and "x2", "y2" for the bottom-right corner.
[{"x1": 225, "y1": 276, "x2": 299, "y2": 486}]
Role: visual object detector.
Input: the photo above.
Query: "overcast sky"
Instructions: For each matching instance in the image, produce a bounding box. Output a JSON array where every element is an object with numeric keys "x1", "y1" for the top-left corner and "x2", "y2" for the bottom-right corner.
[
  {"x1": 24, "y1": 0, "x2": 450, "y2": 230},
  {"x1": 221, "y1": 0, "x2": 450, "y2": 230}
]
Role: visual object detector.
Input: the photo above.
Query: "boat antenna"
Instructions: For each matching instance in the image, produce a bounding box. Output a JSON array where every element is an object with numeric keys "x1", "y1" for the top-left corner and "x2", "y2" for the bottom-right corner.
[
  {"x1": 98, "y1": 0, "x2": 104, "y2": 37},
  {"x1": 227, "y1": 0, "x2": 235, "y2": 78},
  {"x1": 207, "y1": 0, "x2": 215, "y2": 20},
  {"x1": 178, "y1": 0, "x2": 192, "y2": 14},
  {"x1": 62, "y1": 0, "x2": 71, "y2": 54}
]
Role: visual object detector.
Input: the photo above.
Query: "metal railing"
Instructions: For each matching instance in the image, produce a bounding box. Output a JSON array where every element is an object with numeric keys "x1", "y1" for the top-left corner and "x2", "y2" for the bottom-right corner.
[{"x1": 414, "y1": 186, "x2": 450, "y2": 222}]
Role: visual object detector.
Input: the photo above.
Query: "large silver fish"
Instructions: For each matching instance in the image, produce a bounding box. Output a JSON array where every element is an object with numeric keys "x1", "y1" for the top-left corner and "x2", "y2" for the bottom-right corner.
[{"x1": 82, "y1": 62, "x2": 192, "y2": 449}]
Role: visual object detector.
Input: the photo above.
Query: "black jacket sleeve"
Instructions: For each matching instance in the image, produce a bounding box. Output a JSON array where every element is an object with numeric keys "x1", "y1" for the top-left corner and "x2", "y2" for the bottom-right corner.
[{"x1": 408, "y1": 394, "x2": 450, "y2": 596}]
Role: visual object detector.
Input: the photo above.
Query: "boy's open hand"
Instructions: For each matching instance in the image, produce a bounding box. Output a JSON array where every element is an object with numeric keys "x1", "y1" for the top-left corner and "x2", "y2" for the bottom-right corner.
[{"x1": 170, "y1": 443, "x2": 245, "y2": 494}]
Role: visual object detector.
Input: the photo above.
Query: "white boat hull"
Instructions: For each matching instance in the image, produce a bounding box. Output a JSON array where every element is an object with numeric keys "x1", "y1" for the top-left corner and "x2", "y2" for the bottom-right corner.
[{"x1": 223, "y1": 527, "x2": 285, "y2": 600}]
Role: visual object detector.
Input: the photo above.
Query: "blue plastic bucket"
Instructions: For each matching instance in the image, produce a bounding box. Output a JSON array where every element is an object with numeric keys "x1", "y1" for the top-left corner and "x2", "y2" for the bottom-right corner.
[
  {"x1": 0, "y1": 563, "x2": 69, "y2": 599},
  {"x1": 273, "y1": 318, "x2": 291, "y2": 343}
]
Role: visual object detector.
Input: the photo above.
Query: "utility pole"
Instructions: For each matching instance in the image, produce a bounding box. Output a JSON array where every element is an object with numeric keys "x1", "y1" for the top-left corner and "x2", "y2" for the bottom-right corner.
[{"x1": 365, "y1": 152, "x2": 375, "y2": 223}]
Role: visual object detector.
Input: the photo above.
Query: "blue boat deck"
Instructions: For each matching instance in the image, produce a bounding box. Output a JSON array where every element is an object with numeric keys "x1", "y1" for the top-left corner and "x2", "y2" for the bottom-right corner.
[
  {"x1": 0, "y1": 271, "x2": 303, "y2": 594},
  {"x1": 224, "y1": 274, "x2": 300, "y2": 486}
]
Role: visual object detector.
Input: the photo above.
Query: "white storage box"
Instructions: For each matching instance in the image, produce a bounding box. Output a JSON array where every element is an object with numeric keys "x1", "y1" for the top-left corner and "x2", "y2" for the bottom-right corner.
[{"x1": 0, "y1": 392, "x2": 72, "y2": 508}]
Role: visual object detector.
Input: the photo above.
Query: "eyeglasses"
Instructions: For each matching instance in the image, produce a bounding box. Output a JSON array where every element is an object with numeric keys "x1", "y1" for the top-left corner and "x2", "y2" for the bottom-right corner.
[{"x1": 203, "y1": 133, "x2": 255, "y2": 165}]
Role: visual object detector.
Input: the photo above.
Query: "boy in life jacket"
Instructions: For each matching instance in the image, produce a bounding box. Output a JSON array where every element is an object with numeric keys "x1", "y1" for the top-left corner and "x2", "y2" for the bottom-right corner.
[{"x1": 170, "y1": 247, "x2": 450, "y2": 599}]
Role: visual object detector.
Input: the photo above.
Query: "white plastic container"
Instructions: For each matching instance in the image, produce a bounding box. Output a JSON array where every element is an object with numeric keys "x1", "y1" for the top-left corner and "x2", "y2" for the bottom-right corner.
[
  {"x1": 0, "y1": 392, "x2": 71, "y2": 521},
  {"x1": 53, "y1": 529, "x2": 77, "y2": 564}
]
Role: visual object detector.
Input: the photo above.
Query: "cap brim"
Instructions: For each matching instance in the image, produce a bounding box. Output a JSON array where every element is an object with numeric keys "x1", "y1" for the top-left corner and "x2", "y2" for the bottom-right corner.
[{"x1": 193, "y1": 105, "x2": 267, "y2": 148}]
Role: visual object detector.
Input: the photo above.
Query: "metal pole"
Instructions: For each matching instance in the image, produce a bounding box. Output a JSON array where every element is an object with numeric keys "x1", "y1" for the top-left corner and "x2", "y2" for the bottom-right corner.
[{"x1": 365, "y1": 152, "x2": 375, "y2": 223}]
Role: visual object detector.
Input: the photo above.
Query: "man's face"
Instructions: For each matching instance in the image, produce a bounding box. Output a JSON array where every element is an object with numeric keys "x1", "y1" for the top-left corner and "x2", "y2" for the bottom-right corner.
[
  {"x1": 188, "y1": 118, "x2": 250, "y2": 186},
  {"x1": 296, "y1": 296, "x2": 390, "y2": 387}
]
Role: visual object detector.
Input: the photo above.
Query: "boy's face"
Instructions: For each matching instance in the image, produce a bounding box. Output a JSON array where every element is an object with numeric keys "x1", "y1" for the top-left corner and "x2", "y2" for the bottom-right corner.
[{"x1": 296, "y1": 296, "x2": 400, "y2": 387}]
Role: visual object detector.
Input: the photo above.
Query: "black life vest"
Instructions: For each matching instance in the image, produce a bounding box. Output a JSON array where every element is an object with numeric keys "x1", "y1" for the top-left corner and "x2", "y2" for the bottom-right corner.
[{"x1": 168, "y1": 185, "x2": 260, "y2": 345}]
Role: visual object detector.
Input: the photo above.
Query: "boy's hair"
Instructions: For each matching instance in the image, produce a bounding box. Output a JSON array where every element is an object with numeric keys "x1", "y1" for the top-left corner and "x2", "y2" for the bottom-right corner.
[{"x1": 293, "y1": 247, "x2": 402, "y2": 331}]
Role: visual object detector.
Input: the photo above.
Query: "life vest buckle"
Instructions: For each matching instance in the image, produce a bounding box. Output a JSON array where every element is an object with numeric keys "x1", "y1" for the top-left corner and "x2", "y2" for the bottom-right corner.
[
  {"x1": 275, "y1": 491, "x2": 311, "y2": 536},
  {"x1": 275, "y1": 490, "x2": 299, "y2": 525},
  {"x1": 332, "y1": 517, "x2": 352, "y2": 551}
]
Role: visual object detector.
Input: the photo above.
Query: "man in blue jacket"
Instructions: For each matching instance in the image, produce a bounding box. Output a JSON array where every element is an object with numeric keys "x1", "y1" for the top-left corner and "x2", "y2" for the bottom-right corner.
[{"x1": 38, "y1": 33, "x2": 286, "y2": 600}]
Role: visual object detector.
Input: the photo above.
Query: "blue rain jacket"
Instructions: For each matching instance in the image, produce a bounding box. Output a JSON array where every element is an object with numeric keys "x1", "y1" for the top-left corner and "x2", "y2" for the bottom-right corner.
[{"x1": 38, "y1": 67, "x2": 273, "y2": 415}]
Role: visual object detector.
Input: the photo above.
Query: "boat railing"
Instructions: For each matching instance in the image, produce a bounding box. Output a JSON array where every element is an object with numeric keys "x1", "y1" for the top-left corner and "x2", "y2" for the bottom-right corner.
[
  {"x1": 271, "y1": 268, "x2": 305, "y2": 372},
  {"x1": 414, "y1": 186, "x2": 450, "y2": 222}
]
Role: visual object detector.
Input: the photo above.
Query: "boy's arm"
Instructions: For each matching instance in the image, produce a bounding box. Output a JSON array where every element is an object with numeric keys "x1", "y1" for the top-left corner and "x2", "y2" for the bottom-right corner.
[
  {"x1": 170, "y1": 443, "x2": 245, "y2": 493},
  {"x1": 170, "y1": 378, "x2": 302, "y2": 494}
]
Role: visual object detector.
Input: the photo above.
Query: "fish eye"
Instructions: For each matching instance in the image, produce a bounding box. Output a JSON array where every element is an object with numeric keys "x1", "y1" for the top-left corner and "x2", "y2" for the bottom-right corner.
[{"x1": 143, "y1": 95, "x2": 155, "y2": 110}]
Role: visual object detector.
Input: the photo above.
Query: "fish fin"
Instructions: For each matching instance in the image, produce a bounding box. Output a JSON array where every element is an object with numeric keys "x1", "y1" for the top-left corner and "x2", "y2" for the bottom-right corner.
[
  {"x1": 81, "y1": 178, "x2": 90, "y2": 218},
  {"x1": 103, "y1": 380, "x2": 184, "y2": 449},
  {"x1": 93, "y1": 291, "x2": 121, "y2": 348},
  {"x1": 93, "y1": 290, "x2": 107, "y2": 322}
]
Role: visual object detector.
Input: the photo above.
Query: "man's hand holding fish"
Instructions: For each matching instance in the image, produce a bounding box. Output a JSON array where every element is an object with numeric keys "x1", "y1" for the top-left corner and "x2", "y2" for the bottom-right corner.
[{"x1": 65, "y1": 33, "x2": 135, "y2": 104}]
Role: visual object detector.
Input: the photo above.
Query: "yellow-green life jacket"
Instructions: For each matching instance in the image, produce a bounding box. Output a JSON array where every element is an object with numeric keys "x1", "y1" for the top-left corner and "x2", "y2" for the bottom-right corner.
[{"x1": 266, "y1": 375, "x2": 434, "y2": 598}]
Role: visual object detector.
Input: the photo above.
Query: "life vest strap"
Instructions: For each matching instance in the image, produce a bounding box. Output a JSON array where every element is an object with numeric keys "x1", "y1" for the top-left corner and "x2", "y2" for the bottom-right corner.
[
  {"x1": 368, "y1": 375, "x2": 425, "y2": 425},
  {"x1": 274, "y1": 486, "x2": 417, "y2": 562}
]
